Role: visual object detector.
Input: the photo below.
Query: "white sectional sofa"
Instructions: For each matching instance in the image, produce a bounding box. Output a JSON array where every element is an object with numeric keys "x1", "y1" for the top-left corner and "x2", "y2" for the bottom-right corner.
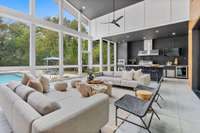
[
  {"x1": 96, "y1": 71, "x2": 150, "y2": 88},
  {"x1": 0, "y1": 83, "x2": 109, "y2": 133}
]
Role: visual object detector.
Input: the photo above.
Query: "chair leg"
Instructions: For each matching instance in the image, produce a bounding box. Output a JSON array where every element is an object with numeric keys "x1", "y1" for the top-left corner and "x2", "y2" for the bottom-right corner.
[
  {"x1": 140, "y1": 118, "x2": 151, "y2": 133},
  {"x1": 156, "y1": 101, "x2": 162, "y2": 108},
  {"x1": 151, "y1": 108, "x2": 160, "y2": 120},
  {"x1": 158, "y1": 94, "x2": 165, "y2": 101}
]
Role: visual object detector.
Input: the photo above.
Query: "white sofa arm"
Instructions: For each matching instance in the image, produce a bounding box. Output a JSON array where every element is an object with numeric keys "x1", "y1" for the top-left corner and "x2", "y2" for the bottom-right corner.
[
  {"x1": 32, "y1": 94, "x2": 109, "y2": 133},
  {"x1": 138, "y1": 74, "x2": 151, "y2": 85}
]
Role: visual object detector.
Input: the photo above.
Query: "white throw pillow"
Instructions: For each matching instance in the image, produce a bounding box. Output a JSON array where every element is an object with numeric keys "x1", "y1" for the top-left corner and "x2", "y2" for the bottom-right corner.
[
  {"x1": 133, "y1": 69, "x2": 143, "y2": 81},
  {"x1": 122, "y1": 71, "x2": 134, "y2": 80},
  {"x1": 130, "y1": 69, "x2": 135, "y2": 79}
]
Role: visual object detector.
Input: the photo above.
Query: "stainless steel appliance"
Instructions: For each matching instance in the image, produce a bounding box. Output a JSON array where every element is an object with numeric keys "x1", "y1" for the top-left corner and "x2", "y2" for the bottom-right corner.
[{"x1": 176, "y1": 66, "x2": 188, "y2": 78}]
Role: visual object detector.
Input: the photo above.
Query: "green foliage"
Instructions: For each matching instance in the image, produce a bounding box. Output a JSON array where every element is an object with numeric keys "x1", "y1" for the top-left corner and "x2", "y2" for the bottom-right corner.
[
  {"x1": 0, "y1": 16, "x2": 109, "y2": 67},
  {"x1": 0, "y1": 18, "x2": 29, "y2": 66}
]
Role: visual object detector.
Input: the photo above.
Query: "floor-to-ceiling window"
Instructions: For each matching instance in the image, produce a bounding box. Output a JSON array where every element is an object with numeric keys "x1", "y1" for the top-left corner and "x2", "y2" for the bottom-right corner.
[
  {"x1": 36, "y1": 0, "x2": 59, "y2": 24},
  {"x1": 63, "y1": 34, "x2": 78, "y2": 77},
  {"x1": 0, "y1": 0, "x2": 98, "y2": 78},
  {"x1": 0, "y1": 17, "x2": 29, "y2": 66},
  {"x1": 0, "y1": 0, "x2": 29, "y2": 14}
]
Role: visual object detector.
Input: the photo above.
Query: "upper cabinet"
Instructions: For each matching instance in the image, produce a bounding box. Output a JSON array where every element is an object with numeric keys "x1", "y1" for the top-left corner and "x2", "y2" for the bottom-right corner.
[
  {"x1": 145, "y1": 0, "x2": 171, "y2": 27},
  {"x1": 171, "y1": 0, "x2": 189, "y2": 21},
  {"x1": 90, "y1": 0, "x2": 189, "y2": 39},
  {"x1": 109, "y1": 9, "x2": 125, "y2": 34},
  {"x1": 125, "y1": 1, "x2": 145, "y2": 32}
]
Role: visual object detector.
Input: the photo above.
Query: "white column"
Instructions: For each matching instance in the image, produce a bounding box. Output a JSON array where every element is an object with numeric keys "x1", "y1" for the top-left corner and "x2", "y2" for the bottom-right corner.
[
  {"x1": 58, "y1": 0, "x2": 64, "y2": 77},
  {"x1": 99, "y1": 38, "x2": 103, "y2": 72},
  {"x1": 88, "y1": 40, "x2": 93, "y2": 69},
  {"x1": 107, "y1": 41, "x2": 111, "y2": 71},
  {"x1": 88, "y1": 22, "x2": 93, "y2": 70},
  {"x1": 114, "y1": 42, "x2": 117, "y2": 71},
  {"x1": 29, "y1": 0, "x2": 36, "y2": 75},
  {"x1": 78, "y1": 12, "x2": 82, "y2": 75}
]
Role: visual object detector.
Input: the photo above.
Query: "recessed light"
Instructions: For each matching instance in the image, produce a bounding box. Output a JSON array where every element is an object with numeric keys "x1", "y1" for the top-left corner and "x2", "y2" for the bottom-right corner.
[
  {"x1": 172, "y1": 32, "x2": 176, "y2": 35},
  {"x1": 82, "y1": 6, "x2": 86, "y2": 10},
  {"x1": 155, "y1": 30, "x2": 159, "y2": 33},
  {"x1": 143, "y1": 37, "x2": 146, "y2": 39}
]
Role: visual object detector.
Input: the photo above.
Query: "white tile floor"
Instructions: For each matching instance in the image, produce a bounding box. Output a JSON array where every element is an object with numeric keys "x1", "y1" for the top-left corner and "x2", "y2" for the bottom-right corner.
[
  {"x1": 0, "y1": 78, "x2": 200, "y2": 133},
  {"x1": 102, "y1": 78, "x2": 200, "y2": 133}
]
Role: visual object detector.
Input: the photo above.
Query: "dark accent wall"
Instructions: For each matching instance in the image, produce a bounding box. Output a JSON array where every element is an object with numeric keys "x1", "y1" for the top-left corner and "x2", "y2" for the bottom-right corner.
[
  {"x1": 127, "y1": 35, "x2": 188, "y2": 65},
  {"x1": 192, "y1": 22, "x2": 200, "y2": 98}
]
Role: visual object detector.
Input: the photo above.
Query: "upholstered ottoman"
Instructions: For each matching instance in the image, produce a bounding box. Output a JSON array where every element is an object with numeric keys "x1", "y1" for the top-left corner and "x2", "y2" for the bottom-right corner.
[
  {"x1": 54, "y1": 82, "x2": 68, "y2": 92},
  {"x1": 71, "y1": 80, "x2": 82, "y2": 88}
]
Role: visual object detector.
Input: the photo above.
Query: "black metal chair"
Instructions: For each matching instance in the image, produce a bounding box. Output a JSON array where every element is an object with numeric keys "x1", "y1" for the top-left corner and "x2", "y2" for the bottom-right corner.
[
  {"x1": 135, "y1": 77, "x2": 165, "y2": 108},
  {"x1": 114, "y1": 91, "x2": 160, "y2": 133}
]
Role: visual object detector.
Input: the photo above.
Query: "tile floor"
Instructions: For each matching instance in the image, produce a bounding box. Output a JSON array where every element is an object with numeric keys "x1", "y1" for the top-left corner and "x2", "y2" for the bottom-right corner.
[
  {"x1": 102, "y1": 78, "x2": 200, "y2": 133},
  {"x1": 0, "y1": 78, "x2": 200, "y2": 133}
]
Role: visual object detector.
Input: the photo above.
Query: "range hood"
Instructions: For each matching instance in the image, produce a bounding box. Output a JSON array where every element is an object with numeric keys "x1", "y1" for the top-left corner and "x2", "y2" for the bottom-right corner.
[{"x1": 138, "y1": 40, "x2": 159, "y2": 56}]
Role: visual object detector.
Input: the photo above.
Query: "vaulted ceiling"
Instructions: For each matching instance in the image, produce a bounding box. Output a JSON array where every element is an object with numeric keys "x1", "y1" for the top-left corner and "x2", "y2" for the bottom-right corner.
[{"x1": 65, "y1": 0, "x2": 143, "y2": 19}]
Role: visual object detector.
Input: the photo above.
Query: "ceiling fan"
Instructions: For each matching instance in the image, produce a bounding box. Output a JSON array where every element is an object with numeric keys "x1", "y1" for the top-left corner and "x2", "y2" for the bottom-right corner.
[{"x1": 102, "y1": 0, "x2": 124, "y2": 27}]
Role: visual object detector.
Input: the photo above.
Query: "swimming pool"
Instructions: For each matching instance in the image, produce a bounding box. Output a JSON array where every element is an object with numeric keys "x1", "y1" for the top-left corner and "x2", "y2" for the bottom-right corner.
[{"x1": 0, "y1": 73, "x2": 22, "y2": 84}]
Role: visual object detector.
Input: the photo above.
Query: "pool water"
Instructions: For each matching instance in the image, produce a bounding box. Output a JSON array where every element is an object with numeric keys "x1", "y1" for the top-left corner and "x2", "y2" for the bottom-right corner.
[{"x1": 0, "y1": 73, "x2": 22, "y2": 84}]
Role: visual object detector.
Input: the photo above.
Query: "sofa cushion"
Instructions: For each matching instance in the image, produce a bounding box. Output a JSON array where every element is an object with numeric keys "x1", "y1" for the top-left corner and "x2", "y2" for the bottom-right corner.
[
  {"x1": 15, "y1": 85, "x2": 35, "y2": 101},
  {"x1": 7, "y1": 81, "x2": 21, "y2": 91},
  {"x1": 12, "y1": 99, "x2": 41, "y2": 133},
  {"x1": 113, "y1": 71, "x2": 122, "y2": 77},
  {"x1": 21, "y1": 73, "x2": 36, "y2": 85},
  {"x1": 28, "y1": 80, "x2": 43, "y2": 93},
  {"x1": 0, "y1": 85, "x2": 21, "y2": 126},
  {"x1": 133, "y1": 69, "x2": 143, "y2": 81},
  {"x1": 102, "y1": 71, "x2": 114, "y2": 77},
  {"x1": 39, "y1": 76, "x2": 49, "y2": 93},
  {"x1": 120, "y1": 80, "x2": 138, "y2": 88},
  {"x1": 121, "y1": 71, "x2": 134, "y2": 80},
  {"x1": 99, "y1": 77, "x2": 121, "y2": 86},
  {"x1": 27, "y1": 92, "x2": 60, "y2": 115}
]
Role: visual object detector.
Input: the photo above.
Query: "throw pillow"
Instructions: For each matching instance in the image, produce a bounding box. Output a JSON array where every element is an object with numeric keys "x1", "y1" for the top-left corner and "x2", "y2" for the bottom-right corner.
[
  {"x1": 7, "y1": 81, "x2": 21, "y2": 91},
  {"x1": 39, "y1": 76, "x2": 49, "y2": 93},
  {"x1": 15, "y1": 85, "x2": 35, "y2": 101},
  {"x1": 27, "y1": 92, "x2": 60, "y2": 115},
  {"x1": 77, "y1": 83, "x2": 93, "y2": 97},
  {"x1": 133, "y1": 69, "x2": 143, "y2": 81},
  {"x1": 121, "y1": 71, "x2": 134, "y2": 80},
  {"x1": 130, "y1": 69, "x2": 135, "y2": 79},
  {"x1": 28, "y1": 80, "x2": 43, "y2": 93},
  {"x1": 136, "y1": 90, "x2": 153, "y2": 101},
  {"x1": 21, "y1": 73, "x2": 36, "y2": 85}
]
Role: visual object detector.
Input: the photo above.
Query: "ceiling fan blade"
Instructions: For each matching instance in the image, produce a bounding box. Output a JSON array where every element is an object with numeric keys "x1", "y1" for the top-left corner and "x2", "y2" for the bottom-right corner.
[
  {"x1": 101, "y1": 22, "x2": 112, "y2": 24},
  {"x1": 115, "y1": 16, "x2": 124, "y2": 22},
  {"x1": 114, "y1": 22, "x2": 120, "y2": 27}
]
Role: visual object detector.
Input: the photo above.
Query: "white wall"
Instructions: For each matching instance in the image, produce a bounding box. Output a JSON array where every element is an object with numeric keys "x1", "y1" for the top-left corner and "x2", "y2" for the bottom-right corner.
[{"x1": 91, "y1": 0, "x2": 189, "y2": 39}]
